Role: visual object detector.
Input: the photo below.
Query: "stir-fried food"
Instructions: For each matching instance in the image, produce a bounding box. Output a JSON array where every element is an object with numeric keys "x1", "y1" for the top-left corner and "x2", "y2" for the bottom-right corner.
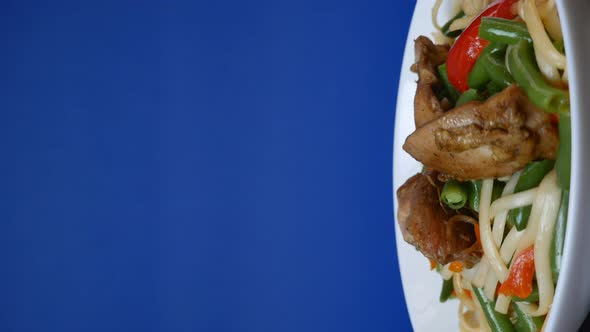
[{"x1": 396, "y1": 0, "x2": 571, "y2": 331}]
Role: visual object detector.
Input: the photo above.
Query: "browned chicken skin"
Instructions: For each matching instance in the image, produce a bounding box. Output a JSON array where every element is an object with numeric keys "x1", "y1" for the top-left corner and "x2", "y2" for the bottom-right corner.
[
  {"x1": 404, "y1": 85, "x2": 559, "y2": 181},
  {"x1": 396, "y1": 171, "x2": 481, "y2": 267},
  {"x1": 413, "y1": 36, "x2": 450, "y2": 128}
]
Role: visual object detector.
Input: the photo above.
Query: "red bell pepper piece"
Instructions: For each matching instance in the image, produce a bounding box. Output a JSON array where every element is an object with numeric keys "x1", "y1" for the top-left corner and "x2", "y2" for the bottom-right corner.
[
  {"x1": 446, "y1": 0, "x2": 519, "y2": 92},
  {"x1": 498, "y1": 246, "x2": 535, "y2": 299}
]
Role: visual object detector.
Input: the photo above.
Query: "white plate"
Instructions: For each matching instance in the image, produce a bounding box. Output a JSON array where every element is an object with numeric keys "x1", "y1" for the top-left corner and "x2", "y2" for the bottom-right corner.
[{"x1": 392, "y1": 1, "x2": 590, "y2": 331}]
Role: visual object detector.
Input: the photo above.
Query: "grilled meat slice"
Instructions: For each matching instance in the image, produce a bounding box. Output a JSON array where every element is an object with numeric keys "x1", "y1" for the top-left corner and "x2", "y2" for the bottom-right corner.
[{"x1": 403, "y1": 85, "x2": 559, "y2": 181}]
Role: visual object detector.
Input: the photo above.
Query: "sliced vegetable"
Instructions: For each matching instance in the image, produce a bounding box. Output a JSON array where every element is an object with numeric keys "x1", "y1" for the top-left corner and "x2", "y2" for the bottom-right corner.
[
  {"x1": 441, "y1": 10, "x2": 465, "y2": 38},
  {"x1": 507, "y1": 160, "x2": 554, "y2": 230},
  {"x1": 449, "y1": 261, "x2": 464, "y2": 273},
  {"x1": 479, "y1": 17, "x2": 532, "y2": 44},
  {"x1": 512, "y1": 284, "x2": 539, "y2": 303},
  {"x1": 486, "y1": 80, "x2": 504, "y2": 96},
  {"x1": 481, "y1": 53, "x2": 514, "y2": 89},
  {"x1": 456, "y1": 88, "x2": 484, "y2": 107},
  {"x1": 468, "y1": 180, "x2": 482, "y2": 212},
  {"x1": 429, "y1": 258, "x2": 437, "y2": 271},
  {"x1": 513, "y1": 303, "x2": 544, "y2": 332},
  {"x1": 473, "y1": 287, "x2": 517, "y2": 332},
  {"x1": 506, "y1": 41, "x2": 569, "y2": 113},
  {"x1": 468, "y1": 43, "x2": 507, "y2": 90},
  {"x1": 550, "y1": 190, "x2": 569, "y2": 281},
  {"x1": 492, "y1": 180, "x2": 506, "y2": 202},
  {"x1": 440, "y1": 278, "x2": 454, "y2": 302},
  {"x1": 441, "y1": 180, "x2": 468, "y2": 209},
  {"x1": 556, "y1": 111, "x2": 571, "y2": 189},
  {"x1": 446, "y1": 0, "x2": 519, "y2": 92},
  {"x1": 499, "y1": 246, "x2": 535, "y2": 299},
  {"x1": 438, "y1": 63, "x2": 460, "y2": 104}
]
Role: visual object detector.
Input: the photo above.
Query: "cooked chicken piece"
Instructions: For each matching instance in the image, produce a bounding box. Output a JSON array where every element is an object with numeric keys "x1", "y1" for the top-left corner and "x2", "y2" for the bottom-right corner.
[
  {"x1": 413, "y1": 36, "x2": 450, "y2": 128},
  {"x1": 396, "y1": 171, "x2": 481, "y2": 267},
  {"x1": 403, "y1": 85, "x2": 559, "y2": 181}
]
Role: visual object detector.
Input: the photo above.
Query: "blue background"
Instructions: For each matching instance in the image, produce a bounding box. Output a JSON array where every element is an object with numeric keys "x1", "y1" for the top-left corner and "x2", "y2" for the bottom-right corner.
[{"x1": 0, "y1": 0, "x2": 414, "y2": 331}]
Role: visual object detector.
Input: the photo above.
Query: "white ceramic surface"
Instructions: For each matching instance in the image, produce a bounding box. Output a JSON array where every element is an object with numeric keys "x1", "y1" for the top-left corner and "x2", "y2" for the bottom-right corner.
[{"x1": 392, "y1": 1, "x2": 590, "y2": 331}]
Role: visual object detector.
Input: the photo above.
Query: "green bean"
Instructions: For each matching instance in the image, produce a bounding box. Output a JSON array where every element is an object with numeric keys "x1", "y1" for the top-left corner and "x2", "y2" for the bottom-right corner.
[
  {"x1": 514, "y1": 160, "x2": 555, "y2": 191},
  {"x1": 479, "y1": 17, "x2": 532, "y2": 44},
  {"x1": 512, "y1": 284, "x2": 539, "y2": 303},
  {"x1": 468, "y1": 43, "x2": 507, "y2": 90},
  {"x1": 442, "y1": 10, "x2": 465, "y2": 38},
  {"x1": 507, "y1": 160, "x2": 555, "y2": 231},
  {"x1": 481, "y1": 53, "x2": 514, "y2": 89},
  {"x1": 551, "y1": 190, "x2": 569, "y2": 281},
  {"x1": 456, "y1": 89, "x2": 484, "y2": 107},
  {"x1": 486, "y1": 80, "x2": 504, "y2": 96},
  {"x1": 473, "y1": 287, "x2": 517, "y2": 332},
  {"x1": 553, "y1": 39, "x2": 565, "y2": 54},
  {"x1": 441, "y1": 180, "x2": 469, "y2": 209},
  {"x1": 513, "y1": 302, "x2": 544, "y2": 332},
  {"x1": 492, "y1": 180, "x2": 506, "y2": 202},
  {"x1": 440, "y1": 278, "x2": 454, "y2": 302},
  {"x1": 438, "y1": 63, "x2": 460, "y2": 104},
  {"x1": 469, "y1": 179, "x2": 504, "y2": 213},
  {"x1": 468, "y1": 180, "x2": 482, "y2": 212},
  {"x1": 556, "y1": 112, "x2": 571, "y2": 189},
  {"x1": 506, "y1": 41, "x2": 569, "y2": 113}
]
